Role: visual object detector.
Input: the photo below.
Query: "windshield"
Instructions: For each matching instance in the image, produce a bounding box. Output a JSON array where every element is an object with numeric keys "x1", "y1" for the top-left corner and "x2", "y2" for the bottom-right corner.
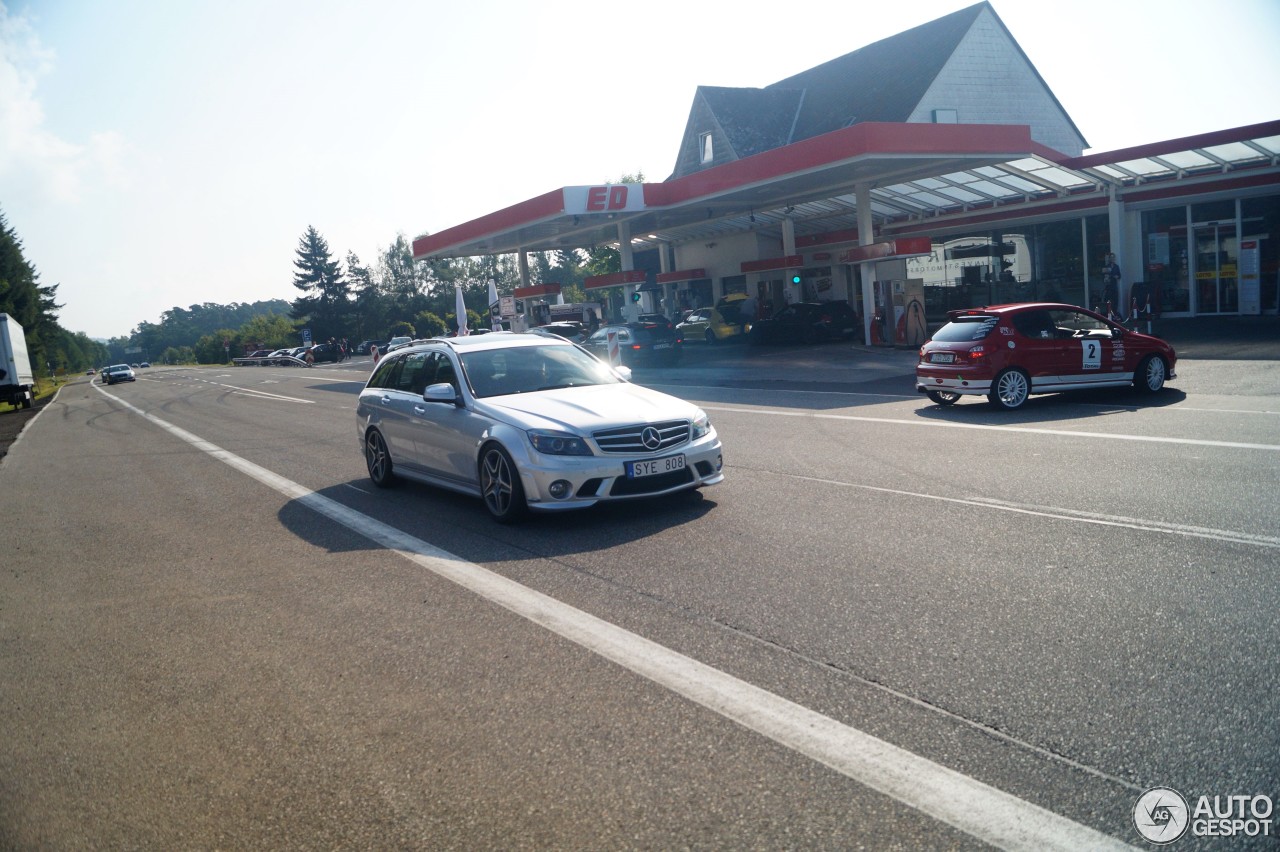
[{"x1": 460, "y1": 344, "x2": 624, "y2": 398}]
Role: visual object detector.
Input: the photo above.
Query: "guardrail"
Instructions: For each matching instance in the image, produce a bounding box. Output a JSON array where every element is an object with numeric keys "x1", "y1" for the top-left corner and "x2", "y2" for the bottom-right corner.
[{"x1": 231, "y1": 355, "x2": 310, "y2": 367}]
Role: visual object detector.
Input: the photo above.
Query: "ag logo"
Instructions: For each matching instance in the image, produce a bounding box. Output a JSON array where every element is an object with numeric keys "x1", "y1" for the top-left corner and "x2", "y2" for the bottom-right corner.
[{"x1": 1134, "y1": 787, "x2": 1190, "y2": 844}]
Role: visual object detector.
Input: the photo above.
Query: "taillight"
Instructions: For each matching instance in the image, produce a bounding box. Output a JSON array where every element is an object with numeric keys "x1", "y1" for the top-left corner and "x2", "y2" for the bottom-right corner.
[{"x1": 966, "y1": 345, "x2": 987, "y2": 362}]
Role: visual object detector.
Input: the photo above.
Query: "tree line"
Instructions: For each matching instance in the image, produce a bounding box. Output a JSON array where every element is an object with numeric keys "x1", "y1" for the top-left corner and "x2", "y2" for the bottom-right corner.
[
  {"x1": 5, "y1": 173, "x2": 640, "y2": 368},
  {"x1": 131, "y1": 224, "x2": 621, "y2": 365},
  {"x1": 284, "y1": 227, "x2": 619, "y2": 354},
  {"x1": 1, "y1": 209, "x2": 110, "y2": 376}
]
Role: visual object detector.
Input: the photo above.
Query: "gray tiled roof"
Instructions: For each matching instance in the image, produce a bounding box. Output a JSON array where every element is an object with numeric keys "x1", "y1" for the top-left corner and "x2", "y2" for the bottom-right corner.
[
  {"x1": 697, "y1": 86, "x2": 806, "y2": 159},
  {"x1": 671, "y1": 1, "x2": 1085, "y2": 179},
  {"x1": 764, "y1": 3, "x2": 984, "y2": 143}
]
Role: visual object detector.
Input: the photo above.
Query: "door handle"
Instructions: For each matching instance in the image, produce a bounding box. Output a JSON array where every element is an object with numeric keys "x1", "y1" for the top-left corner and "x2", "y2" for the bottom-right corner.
[{"x1": 413, "y1": 406, "x2": 426, "y2": 414}]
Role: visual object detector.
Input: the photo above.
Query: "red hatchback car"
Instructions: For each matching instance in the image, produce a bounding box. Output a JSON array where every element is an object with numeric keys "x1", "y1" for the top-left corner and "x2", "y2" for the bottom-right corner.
[{"x1": 916, "y1": 303, "x2": 1177, "y2": 410}]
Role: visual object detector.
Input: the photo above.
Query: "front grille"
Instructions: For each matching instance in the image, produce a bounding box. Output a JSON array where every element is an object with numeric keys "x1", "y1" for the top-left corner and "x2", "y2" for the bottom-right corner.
[{"x1": 592, "y1": 420, "x2": 690, "y2": 454}]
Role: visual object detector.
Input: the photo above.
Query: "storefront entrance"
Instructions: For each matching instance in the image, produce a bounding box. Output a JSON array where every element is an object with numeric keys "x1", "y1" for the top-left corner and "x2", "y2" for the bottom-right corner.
[{"x1": 1194, "y1": 222, "x2": 1239, "y2": 313}]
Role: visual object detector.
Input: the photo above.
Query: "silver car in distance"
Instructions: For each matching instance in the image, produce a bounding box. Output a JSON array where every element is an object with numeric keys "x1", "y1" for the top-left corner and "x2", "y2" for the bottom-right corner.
[{"x1": 355, "y1": 332, "x2": 724, "y2": 523}]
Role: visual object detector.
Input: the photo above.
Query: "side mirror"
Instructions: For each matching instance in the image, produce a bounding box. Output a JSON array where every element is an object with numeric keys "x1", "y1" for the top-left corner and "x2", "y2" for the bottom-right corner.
[
  {"x1": 423, "y1": 382, "x2": 461, "y2": 406},
  {"x1": 613, "y1": 365, "x2": 633, "y2": 382}
]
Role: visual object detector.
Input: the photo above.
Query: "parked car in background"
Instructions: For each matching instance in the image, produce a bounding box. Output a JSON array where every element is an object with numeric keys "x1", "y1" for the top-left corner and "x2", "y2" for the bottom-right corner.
[
  {"x1": 582, "y1": 322, "x2": 682, "y2": 367},
  {"x1": 308, "y1": 343, "x2": 341, "y2": 363},
  {"x1": 103, "y1": 364, "x2": 136, "y2": 385},
  {"x1": 748, "y1": 301, "x2": 860, "y2": 344},
  {"x1": 355, "y1": 334, "x2": 723, "y2": 522},
  {"x1": 638, "y1": 313, "x2": 674, "y2": 331},
  {"x1": 384, "y1": 336, "x2": 414, "y2": 353},
  {"x1": 529, "y1": 322, "x2": 589, "y2": 344},
  {"x1": 676, "y1": 303, "x2": 748, "y2": 343},
  {"x1": 916, "y1": 302, "x2": 1177, "y2": 410}
]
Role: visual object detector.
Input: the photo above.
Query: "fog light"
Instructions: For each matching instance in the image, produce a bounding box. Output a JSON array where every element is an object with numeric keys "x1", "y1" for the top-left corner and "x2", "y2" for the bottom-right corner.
[
  {"x1": 548, "y1": 480, "x2": 572, "y2": 499},
  {"x1": 715, "y1": 454, "x2": 723, "y2": 471}
]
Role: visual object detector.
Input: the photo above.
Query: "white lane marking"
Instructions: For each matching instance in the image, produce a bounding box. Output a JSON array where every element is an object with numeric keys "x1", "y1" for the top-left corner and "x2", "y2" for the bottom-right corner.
[
  {"x1": 93, "y1": 384, "x2": 1136, "y2": 851},
  {"x1": 228, "y1": 390, "x2": 313, "y2": 404},
  {"x1": 648, "y1": 382, "x2": 913, "y2": 400},
  {"x1": 194, "y1": 379, "x2": 315, "y2": 404},
  {"x1": 701, "y1": 405, "x2": 1280, "y2": 452},
  {"x1": 652, "y1": 383, "x2": 1280, "y2": 416},
  {"x1": 776, "y1": 473, "x2": 1280, "y2": 550}
]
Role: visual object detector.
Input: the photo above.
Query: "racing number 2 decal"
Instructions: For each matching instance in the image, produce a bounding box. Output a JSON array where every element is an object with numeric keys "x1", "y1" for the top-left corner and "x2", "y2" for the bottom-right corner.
[{"x1": 1080, "y1": 339, "x2": 1102, "y2": 370}]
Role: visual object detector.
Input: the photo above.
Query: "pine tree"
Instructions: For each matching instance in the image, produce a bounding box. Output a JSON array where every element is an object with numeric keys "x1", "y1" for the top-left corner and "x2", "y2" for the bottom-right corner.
[{"x1": 290, "y1": 225, "x2": 350, "y2": 341}]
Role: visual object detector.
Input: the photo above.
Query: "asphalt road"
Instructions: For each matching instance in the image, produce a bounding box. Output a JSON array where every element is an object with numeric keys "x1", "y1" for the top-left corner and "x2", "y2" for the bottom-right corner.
[{"x1": 1, "y1": 349, "x2": 1276, "y2": 850}]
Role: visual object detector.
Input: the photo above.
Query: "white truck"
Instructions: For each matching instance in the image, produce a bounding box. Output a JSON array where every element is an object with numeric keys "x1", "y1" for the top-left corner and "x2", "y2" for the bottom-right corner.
[
  {"x1": 0, "y1": 313, "x2": 37, "y2": 410},
  {"x1": 547, "y1": 302, "x2": 604, "y2": 330}
]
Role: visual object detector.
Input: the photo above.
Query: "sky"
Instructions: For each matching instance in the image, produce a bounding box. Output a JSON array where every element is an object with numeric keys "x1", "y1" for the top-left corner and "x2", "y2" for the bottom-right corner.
[{"x1": 2, "y1": 0, "x2": 1278, "y2": 340}]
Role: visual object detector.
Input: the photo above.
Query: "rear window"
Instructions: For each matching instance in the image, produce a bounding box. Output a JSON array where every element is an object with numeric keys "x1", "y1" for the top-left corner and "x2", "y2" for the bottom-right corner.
[{"x1": 932, "y1": 316, "x2": 999, "y2": 342}]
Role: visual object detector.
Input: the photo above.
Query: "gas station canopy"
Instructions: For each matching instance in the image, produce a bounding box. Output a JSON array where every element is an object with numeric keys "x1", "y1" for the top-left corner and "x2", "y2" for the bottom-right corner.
[{"x1": 412, "y1": 120, "x2": 1280, "y2": 263}]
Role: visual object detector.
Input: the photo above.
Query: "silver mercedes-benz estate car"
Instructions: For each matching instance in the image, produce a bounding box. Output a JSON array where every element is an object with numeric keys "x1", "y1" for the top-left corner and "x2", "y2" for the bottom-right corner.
[{"x1": 355, "y1": 333, "x2": 724, "y2": 522}]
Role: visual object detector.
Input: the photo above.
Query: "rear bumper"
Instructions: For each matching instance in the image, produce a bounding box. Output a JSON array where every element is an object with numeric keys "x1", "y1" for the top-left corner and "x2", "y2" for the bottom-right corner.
[{"x1": 916, "y1": 368, "x2": 992, "y2": 395}]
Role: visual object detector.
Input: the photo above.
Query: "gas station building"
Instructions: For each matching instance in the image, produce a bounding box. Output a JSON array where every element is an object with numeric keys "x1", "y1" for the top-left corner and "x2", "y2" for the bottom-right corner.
[{"x1": 412, "y1": 2, "x2": 1280, "y2": 345}]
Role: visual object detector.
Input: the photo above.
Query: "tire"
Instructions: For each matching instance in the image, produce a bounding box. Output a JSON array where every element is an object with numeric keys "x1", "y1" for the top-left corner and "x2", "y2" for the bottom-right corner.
[
  {"x1": 364, "y1": 428, "x2": 397, "y2": 487},
  {"x1": 1135, "y1": 354, "x2": 1166, "y2": 393},
  {"x1": 987, "y1": 369, "x2": 1030, "y2": 410},
  {"x1": 479, "y1": 443, "x2": 527, "y2": 523},
  {"x1": 925, "y1": 389, "x2": 960, "y2": 406}
]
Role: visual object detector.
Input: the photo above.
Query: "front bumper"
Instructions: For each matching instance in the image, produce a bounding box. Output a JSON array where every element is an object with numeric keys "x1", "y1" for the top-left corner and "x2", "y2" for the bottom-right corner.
[{"x1": 517, "y1": 434, "x2": 725, "y2": 512}]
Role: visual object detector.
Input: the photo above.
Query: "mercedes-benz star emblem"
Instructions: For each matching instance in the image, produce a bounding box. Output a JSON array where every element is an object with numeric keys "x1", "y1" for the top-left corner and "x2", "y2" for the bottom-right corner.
[{"x1": 641, "y1": 427, "x2": 662, "y2": 450}]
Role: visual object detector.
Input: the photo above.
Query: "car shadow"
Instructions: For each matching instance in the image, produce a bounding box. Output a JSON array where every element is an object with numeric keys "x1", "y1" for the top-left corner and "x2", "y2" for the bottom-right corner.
[
  {"x1": 635, "y1": 343, "x2": 921, "y2": 412},
  {"x1": 276, "y1": 478, "x2": 719, "y2": 561},
  {"x1": 301, "y1": 380, "x2": 366, "y2": 395},
  {"x1": 913, "y1": 385, "x2": 1189, "y2": 423}
]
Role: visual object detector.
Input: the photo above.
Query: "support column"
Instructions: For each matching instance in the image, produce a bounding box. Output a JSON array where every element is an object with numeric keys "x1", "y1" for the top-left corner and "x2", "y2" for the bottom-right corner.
[
  {"x1": 782, "y1": 217, "x2": 799, "y2": 302},
  {"x1": 513, "y1": 251, "x2": 532, "y2": 331},
  {"x1": 658, "y1": 242, "x2": 673, "y2": 318},
  {"x1": 618, "y1": 222, "x2": 639, "y2": 320},
  {"x1": 856, "y1": 183, "x2": 876, "y2": 345},
  {"x1": 1107, "y1": 189, "x2": 1131, "y2": 308}
]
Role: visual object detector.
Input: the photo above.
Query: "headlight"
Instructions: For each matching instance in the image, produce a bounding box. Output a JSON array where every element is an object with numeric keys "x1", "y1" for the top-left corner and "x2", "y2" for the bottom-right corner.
[
  {"x1": 527, "y1": 430, "x2": 593, "y2": 456},
  {"x1": 691, "y1": 410, "x2": 711, "y2": 440}
]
